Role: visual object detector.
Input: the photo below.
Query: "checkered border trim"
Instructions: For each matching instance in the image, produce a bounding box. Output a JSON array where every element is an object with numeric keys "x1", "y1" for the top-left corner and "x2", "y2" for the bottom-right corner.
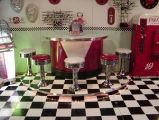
[{"x1": 10, "y1": 27, "x2": 132, "y2": 31}]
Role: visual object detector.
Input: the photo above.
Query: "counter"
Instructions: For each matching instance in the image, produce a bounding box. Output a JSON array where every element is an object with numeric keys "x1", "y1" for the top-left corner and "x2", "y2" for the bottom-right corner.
[{"x1": 50, "y1": 33, "x2": 107, "y2": 78}]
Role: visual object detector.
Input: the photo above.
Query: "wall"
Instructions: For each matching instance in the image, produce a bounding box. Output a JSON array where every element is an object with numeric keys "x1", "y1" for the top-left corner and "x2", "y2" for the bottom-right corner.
[{"x1": 0, "y1": 0, "x2": 159, "y2": 73}]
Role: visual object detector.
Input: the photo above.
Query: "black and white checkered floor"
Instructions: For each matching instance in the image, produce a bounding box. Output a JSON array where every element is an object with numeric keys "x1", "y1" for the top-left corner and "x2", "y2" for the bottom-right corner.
[{"x1": 0, "y1": 73, "x2": 159, "y2": 120}]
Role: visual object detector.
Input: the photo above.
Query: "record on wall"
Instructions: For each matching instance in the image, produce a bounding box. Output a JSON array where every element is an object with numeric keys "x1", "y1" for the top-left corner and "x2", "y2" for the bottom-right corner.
[
  {"x1": 140, "y1": 0, "x2": 159, "y2": 9},
  {"x1": 48, "y1": 0, "x2": 61, "y2": 5},
  {"x1": 96, "y1": 0, "x2": 108, "y2": 5},
  {"x1": 107, "y1": 7, "x2": 115, "y2": 25},
  {"x1": 10, "y1": 0, "x2": 24, "y2": 13}
]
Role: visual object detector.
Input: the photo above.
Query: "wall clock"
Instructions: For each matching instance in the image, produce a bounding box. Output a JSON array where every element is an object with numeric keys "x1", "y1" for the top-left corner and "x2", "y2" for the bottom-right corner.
[
  {"x1": 48, "y1": 0, "x2": 61, "y2": 5},
  {"x1": 140, "y1": 0, "x2": 159, "y2": 9},
  {"x1": 96, "y1": 0, "x2": 108, "y2": 5}
]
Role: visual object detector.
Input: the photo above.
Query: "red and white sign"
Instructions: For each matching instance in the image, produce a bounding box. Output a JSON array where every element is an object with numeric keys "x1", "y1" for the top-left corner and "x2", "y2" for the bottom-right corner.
[{"x1": 107, "y1": 7, "x2": 115, "y2": 25}]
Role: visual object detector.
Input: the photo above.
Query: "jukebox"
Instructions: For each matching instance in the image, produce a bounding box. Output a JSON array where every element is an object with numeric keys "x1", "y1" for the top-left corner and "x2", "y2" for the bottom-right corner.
[
  {"x1": 131, "y1": 14, "x2": 159, "y2": 77},
  {"x1": 0, "y1": 20, "x2": 15, "y2": 83}
]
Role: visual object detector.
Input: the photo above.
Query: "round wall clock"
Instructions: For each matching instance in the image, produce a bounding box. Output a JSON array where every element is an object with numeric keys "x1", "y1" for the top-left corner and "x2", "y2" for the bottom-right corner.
[
  {"x1": 96, "y1": 0, "x2": 108, "y2": 5},
  {"x1": 140, "y1": 0, "x2": 159, "y2": 9},
  {"x1": 48, "y1": 0, "x2": 61, "y2": 5}
]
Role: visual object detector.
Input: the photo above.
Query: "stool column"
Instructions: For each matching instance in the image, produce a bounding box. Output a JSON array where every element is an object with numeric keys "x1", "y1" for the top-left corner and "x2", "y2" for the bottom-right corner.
[
  {"x1": 27, "y1": 55, "x2": 33, "y2": 76},
  {"x1": 39, "y1": 64, "x2": 46, "y2": 87},
  {"x1": 72, "y1": 68, "x2": 80, "y2": 91}
]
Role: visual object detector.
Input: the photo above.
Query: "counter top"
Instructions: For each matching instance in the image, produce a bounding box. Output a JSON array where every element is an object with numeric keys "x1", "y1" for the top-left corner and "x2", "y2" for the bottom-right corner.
[{"x1": 49, "y1": 33, "x2": 107, "y2": 41}]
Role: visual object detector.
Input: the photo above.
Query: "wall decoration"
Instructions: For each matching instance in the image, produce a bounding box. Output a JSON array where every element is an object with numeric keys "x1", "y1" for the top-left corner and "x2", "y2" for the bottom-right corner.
[
  {"x1": 48, "y1": 0, "x2": 61, "y2": 5},
  {"x1": 8, "y1": 16, "x2": 24, "y2": 24},
  {"x1": 25, "y1": 3, "x2": 39, "y2": 23},
  {"x1": 107, "y1": 7, "x2": 115, "y2": 25},
  {"x1": 10, "y1": 0, "x2": 24, "y2": 13},
  {"x1": 140, "y1": 0, "x2": 158, "y2": 9},
  {"x1": 42, "y1": 10, "x2": 73, "y2": 27},
  {"x1": 96, "y1": 0, "x2": 108, "y2": 5},
  {"x1": 113, "y1": 0, "x2": 136, "y2": 27}
]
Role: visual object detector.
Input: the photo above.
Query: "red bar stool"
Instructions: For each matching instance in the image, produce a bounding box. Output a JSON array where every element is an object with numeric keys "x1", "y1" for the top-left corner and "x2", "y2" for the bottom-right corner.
[
  {"x1": 20, "y1": 48, "x2": 36, "y2": 76},
  {"x1": 32, "y1": 54, "x2": 51, "y2": 87},
  {"x1": 101, "y1": 54, "x2": 118, "y2": 87},
  {"x1": 64, "y1": 57, "x2": 85, "y2": 92}
]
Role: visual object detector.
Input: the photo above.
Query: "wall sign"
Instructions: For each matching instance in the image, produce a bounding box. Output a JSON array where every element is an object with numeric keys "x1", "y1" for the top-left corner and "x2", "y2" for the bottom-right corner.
[
  {"x1": 48, "y1": 0, "x2": 61, "y2": 5},
  {"x1": 96, "y1": 0, "x2": 108, "y2": 5},
  {"x1": 10, "y1": 0, "x2": 24, "y2": 13},
  {"x1": 25, "y1": 3, "x2": 39, "y2": 23},
  {"x1": 107, "y1": 7, "x2": 115, "y2": 25},
  {"x1": 140, "y1": 0, "x2": 159, "y2": 9}
]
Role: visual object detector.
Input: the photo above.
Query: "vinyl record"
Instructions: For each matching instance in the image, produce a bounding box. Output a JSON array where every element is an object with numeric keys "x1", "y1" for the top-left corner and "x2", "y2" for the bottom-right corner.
[
  {"x1": 48, "y1": 0, "x2": 61, "y2": 5},
  {"x1": 140, "y1": 0, "x2": 158, "y2": 9},
  {"x1": 10, "y1": 0, "x2": 24, "y2": 13},
  {"x1": 96, "y1": 0, "x2": 108, "y2": 5}
]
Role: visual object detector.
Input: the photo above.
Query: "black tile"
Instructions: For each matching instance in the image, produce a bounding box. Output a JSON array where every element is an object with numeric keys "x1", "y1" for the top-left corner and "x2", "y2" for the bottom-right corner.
[
  {"x1": 21, "y1": 96, "x2": 34, "y2": 102},
  {"x1": 151, "y1": 89, "x2": 159, "y2": 94},
  {"x1": 55, "y1": 117, "x2": 71, "y2": 120},
  {"x1": 71, "y1": 109, "x2": 86, "y2": 116},
  {"x1": 121, "y1": 95, "x2": 135, "y2": 100},
  {"x1": 130, "y1": 90, "x2": 142, "y2": 94},
  {"x1": 0, "y1": 91, "x2": 3, "y2": 95},
  {"x1": 96, "y1": 76, "x2": 105, "y2": 79},
  {"x1": 12, "y1": 108, "x2": 28, "y2": 116},
  {"x1": 111, "y1": 101, "x2": 126, "y2": 107},
  {"x1": 72, "y1": 96, "x2": 84, "y2": 101},
  {"x1": 52, "y1": 84, "x2": 64, "y2": 89},
  {"x1": 64, "y1": 80, "x2": 72, "y2": 84},
  {"x1": 46, "y1": 96, "x2": 59, "y2": 102},
  {"x1": 88, "y1": 89, "x2": 100, "y2": 94},
  {"x1": 87, "y1": 116, "x2": 102, "y2": 120},
  {"x1": 137, "y1": 100, "x2": 152, "y2": 106},
  {"x1": 87, "y1": 80, "x2": 98, "y2": 84},
  {"x1": 144, "y1": 81, "x2": 154, "y2": 84},
  {"x1": 80, "y1": 84, "x2": 87, "y2": 89},
  {"x1": 128, "y1": 107, "x2": 144, "y2": 114},
  {"x1": 100, "y1": 108, "x2": 115, "y2": 115},
  {"x1": 85, "y1": 102, "x2": 99, "y2": 108},
  {"x1": 57, "y1": 102, "x2": 71, "y2": 108},
  {"x1": 5, "y1": 86, "x2": 17, "y2": 90},
  {"x1": 30, "y1": 102, "x2": 44, "y2": 108},
  {"x1": 145, "y1": 94, "x2": 158, "y2": 100},
  {"x1": 155, "y1": 107, "x2": 159, "y2": 112},
  {"x1": 147, "y1": 115, "x2": 159, "y2": 120},
  {"x1": 117, "y1": 115, "x2": 133, "y2": 120},
  {"x1": 128, "y1": 81, "x2": 135, "y2": 85},
  {"x1": 0, "y1": 96, "x2": 10, "y2": 101},
  {"x1": 3, "y1": 102, "x2": 18, "y2": 108},
  {"x1": 41, "y1": 109, "x2": 56, "y2": 116},
  {"x1": 24, "y1": 117, "x2": 40, "y2": 120}
]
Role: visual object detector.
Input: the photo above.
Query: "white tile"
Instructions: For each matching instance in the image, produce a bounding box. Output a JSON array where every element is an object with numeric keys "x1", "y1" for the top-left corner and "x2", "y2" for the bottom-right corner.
[
  {"x1": 8, "y1": 96, "x2": 22, "y2": 102},
  {"x1": 102, "y1": 116, "x2": 118, "y2": 120},
  {"x1": 53, "y1": 80, "x2": 65, "y2": 84},
  {"x1": 40, "y1": 117, "x2": 55, "y2": 120},
  {"x1": 23, "y1": 90, "x2": 36, "y2": 96},
  {"x1": 56, "y1": 109, "x2": 71, "y2": 116},
  {"x1": 43, "y1": 102, "x2": 58, "y2": 108},
  {"x1": 16, "y1": 86, "x2": 28, "y2": 91},
  {"x1": 71, "y1": 102, "x2": 85, "y2": 108},
  {"x1": 0, "y1": 102, "x2": 6, "y2": 108},
  {"x1": 124, "y1": 101, "x2": 140, "y2": 107},
  {"x1": 98, "y1": 101, "x2": 113, "y2": 108},
  {"x1": 0, "y1": 108, "x2": 13, "y2": 116},
  {"x1": 118, "y1": 107, "x2": 131, "y2": 115},
  {"x1": 0, "y1": 91, "x2": 14, "y2": 96},
  {"x1": 132, "y1": 115, "x2": 149, "y2": 120},
  {"x1": 87, "y1": 84, "x2": 99, "y2": 89},
  {"x1": 26, "y1": 109, "x2": 42, "y2": 116},
  {"x1": 113, "y1": 108, "x2": 121, "y2": 115},
  {"x1": 119, "y1": 89, "x2": 132, "y2": 95},
  {"x1": 127, "y1": 85, "x2": 139, "y2": 90},
  {"x1": 33, "y1": 96, "x2": 47, "y2": 102},
  {"x1": 140, "y1": 89, "x2": 154, "y2": 94},
  {"x1": 9, "y1": 116, "x2": 25, "y2": 120},
  {"x1": 16, "y1": 102, "x2": 32, "y2": 109},
  {"x1": 134, "y1": 81, "x2": 145, "y2": 85},
  {"x1": 147, "y1": 85, "x2": 159, "y2": 89},
  {"x1": 141, "y1": 107, "x2": 159, "y2": 114},
  {"x1": 133, "y1": 95, "x2": 148, "y2": 100},
  {"x1": 71, "y1": 117, "x2": 87, "y2": 120},
  {"x1": 85, "y1": 108, "x2": 101, "y2": 116}
]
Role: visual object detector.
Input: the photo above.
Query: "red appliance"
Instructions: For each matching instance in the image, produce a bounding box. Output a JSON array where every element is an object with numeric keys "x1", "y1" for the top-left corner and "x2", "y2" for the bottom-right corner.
[
  {"x1": 50, "y1": 36, "x2": 106, "y2": 78},
  {"x1": 0, "y1": 20, "x2": 15, "y2": 83},
  {"x1": 131, "y1": 14, "x2": 159, "y2": 77}
]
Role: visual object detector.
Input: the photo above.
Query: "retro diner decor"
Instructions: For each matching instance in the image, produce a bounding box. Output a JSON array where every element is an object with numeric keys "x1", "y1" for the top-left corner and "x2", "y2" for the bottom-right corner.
[
  {"x1": 131, "y1": 14, "x2": 159, "y2": 77},
  {"x1": 140, "y1": 0, "x2": 159, "y2": 9},
  {"x1": 96, "y1": 0, "x2": 108, "y2": 5},
  {"x1": 48, "y1": 0, "x2": 61, "y2": 5},
  {"x1": 10, "y1": 0, "x2": 24, "y2": 13}
]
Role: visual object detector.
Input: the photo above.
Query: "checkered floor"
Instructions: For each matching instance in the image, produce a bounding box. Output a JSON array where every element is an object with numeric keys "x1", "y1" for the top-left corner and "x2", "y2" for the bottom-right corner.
[{"x1": 0, "y1": 73, "x2": 159, "y2": 120}]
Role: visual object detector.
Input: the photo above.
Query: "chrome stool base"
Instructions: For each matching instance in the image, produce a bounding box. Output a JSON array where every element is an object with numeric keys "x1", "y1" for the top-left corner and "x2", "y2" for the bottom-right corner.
[{"x1": 64, "y1": 57, "x2": 84, "y2": 92}]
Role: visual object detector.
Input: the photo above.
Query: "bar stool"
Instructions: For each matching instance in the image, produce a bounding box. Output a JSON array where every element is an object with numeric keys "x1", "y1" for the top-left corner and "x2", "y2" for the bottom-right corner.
[
  {"x1": 116, "y1": 48, "x2": 132, "y2": 77},
  {"x1": 20, "y1": 48, "x2": 36, "y2": 76},
  {"x1": 32, "y1": 54, "x2": 51, "y2": 87},
  {"x1": 64, "y1": 57, "x2": 84, "y2": 92},
  {"x1": 101, "y1": 54, "x2": 118, "y2": 87}
]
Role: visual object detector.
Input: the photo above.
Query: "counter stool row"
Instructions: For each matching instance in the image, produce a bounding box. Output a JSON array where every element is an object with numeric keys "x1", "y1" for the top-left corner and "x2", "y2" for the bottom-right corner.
[{"x1": 20, "y1": 47, "x2": 131, "y2": 91}]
